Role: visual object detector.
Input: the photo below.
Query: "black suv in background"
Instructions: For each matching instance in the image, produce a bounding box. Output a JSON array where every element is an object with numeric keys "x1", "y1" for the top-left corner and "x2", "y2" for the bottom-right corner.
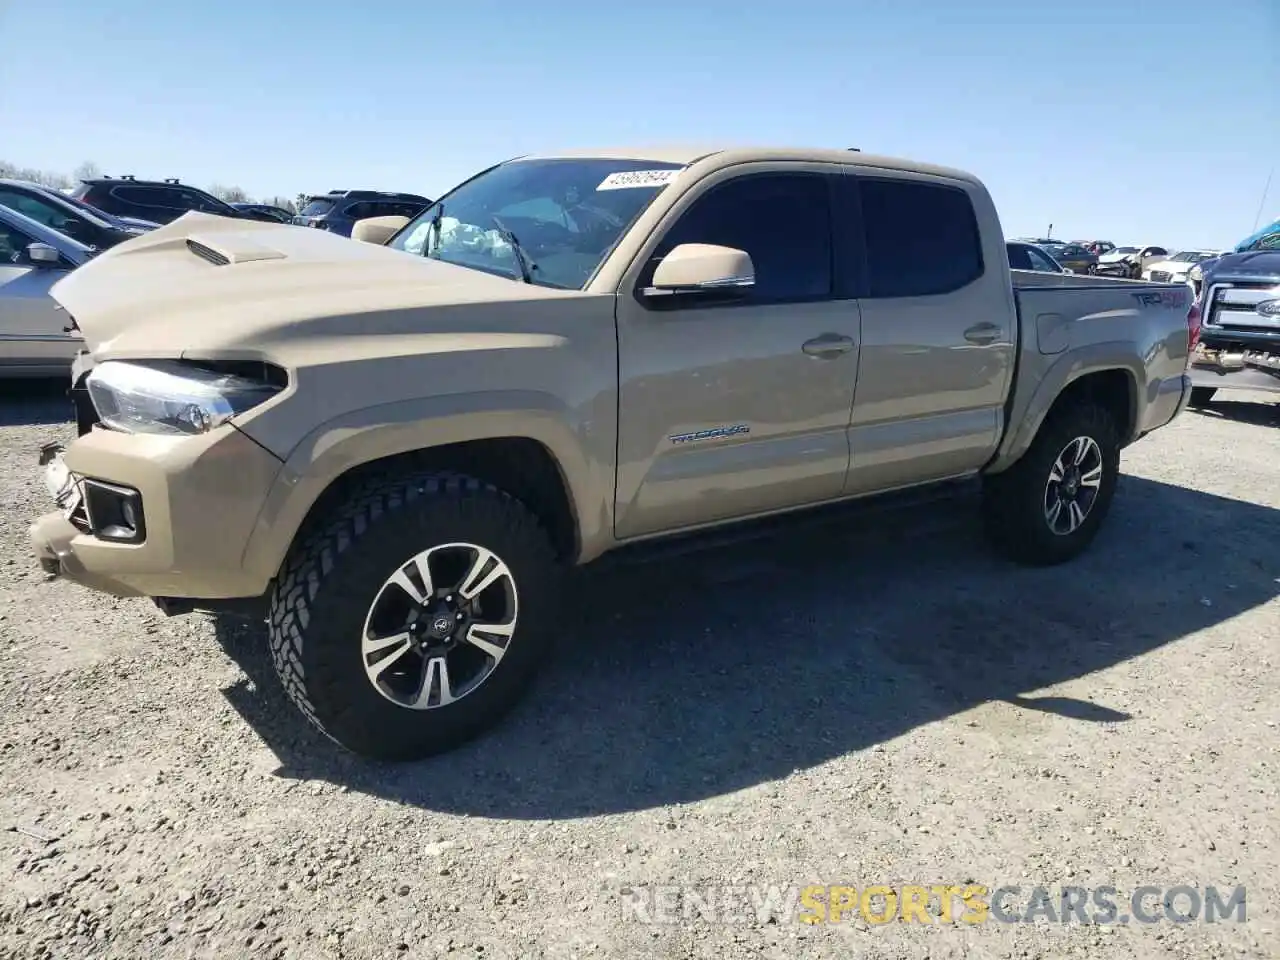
[
  {"x1": 0, "y1": 179, "x2": 158, "y2": 250},
  {"x1": 70, "y1": 176, "x2": 283, "y2": 225},
  {"x1": 293, "y1": 190, "x2": 432, "y2": 236}
]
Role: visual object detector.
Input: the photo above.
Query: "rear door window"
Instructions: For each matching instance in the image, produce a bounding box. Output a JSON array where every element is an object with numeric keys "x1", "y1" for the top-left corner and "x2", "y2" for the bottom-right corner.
[
  {"x1": 858, "y1": 177, "x2": 984, "y2": 298},
  {"x1": 111, "y1": 185, "x2": 181, "y2": 213},
  {"x1": 1027, "y1": 247, "x2": 1061, "y2": 272},
  {"x1": 299, "y1": 198, "x2": 338, "y2": 217},
  {"x1": 343, "y1": 201, "x2": 375, "y2": 220},
  {"x1": 1006, "y1": 244, "x2": 1032, "y2": 271}
]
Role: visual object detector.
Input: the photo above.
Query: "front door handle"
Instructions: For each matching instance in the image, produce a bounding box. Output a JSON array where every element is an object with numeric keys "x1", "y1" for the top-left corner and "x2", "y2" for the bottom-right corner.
[
  {"x1": 963, "y1": 322, "x2": 1002, "y2": 345},
  {"x1": 801, "y1": 333, "x2": 856, "y2": 359}
]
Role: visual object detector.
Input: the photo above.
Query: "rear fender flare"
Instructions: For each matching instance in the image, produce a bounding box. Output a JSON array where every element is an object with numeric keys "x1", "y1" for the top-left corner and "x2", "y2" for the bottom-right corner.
[{"x1": 988, "y1": 345, "x2": 1142, "y2": 474}]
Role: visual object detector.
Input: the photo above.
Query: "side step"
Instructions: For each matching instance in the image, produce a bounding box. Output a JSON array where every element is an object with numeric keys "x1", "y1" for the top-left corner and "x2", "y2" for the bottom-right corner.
[{"x1": 598, "y1": 476, "x2": 980, "y2": 569}]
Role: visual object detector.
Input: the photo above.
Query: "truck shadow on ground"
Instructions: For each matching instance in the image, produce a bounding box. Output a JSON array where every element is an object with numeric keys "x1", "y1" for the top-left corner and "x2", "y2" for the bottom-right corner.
[
  {"x1": 0, "y1": 379, "x2": 71, "y2": 427},
  {"x1": 1190, "y1": 399, "x2": 1280, "y2": 428},
  {"x1": 214, "y1": 473, "x2": 1279, "y2": 819}
]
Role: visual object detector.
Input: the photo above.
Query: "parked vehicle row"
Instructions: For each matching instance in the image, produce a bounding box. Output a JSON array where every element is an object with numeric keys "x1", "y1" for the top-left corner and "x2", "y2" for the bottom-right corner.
[{"x1": 293, "y1": 190, "x2": 433, "y2": 236}]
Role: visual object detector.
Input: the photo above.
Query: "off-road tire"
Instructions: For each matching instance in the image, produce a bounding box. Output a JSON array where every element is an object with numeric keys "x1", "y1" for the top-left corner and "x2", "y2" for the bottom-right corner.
[
  {"x1": 1188, "y1": 386, "x2": 1217, "y2": 408},
  {"x1": 267, "y1": 472, "x2": 561, "y2": 761},
  {"x1": 981, "y1": 403, "x2": 1121, "y2": 566}
]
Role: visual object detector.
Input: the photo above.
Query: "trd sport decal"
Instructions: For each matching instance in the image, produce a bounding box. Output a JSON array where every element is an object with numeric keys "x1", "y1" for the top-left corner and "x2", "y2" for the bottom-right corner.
[{"x1": 669, "y1": 424, "x2": 751, "y2": 445}]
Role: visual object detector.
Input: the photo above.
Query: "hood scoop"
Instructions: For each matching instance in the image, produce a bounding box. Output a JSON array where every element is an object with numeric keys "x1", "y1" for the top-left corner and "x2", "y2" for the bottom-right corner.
[{"x1": 185, "y1": 233, "x2": 287, "y2": 267}]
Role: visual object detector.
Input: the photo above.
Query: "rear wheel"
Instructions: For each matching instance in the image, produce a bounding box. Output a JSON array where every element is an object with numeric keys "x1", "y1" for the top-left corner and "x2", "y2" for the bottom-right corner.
[
  {"x1": 1188, "y1": 386, "x2": 1217, "y2": 408},
  {"x1": 267, "y1": 472, "x2": 561, "y2": 761},
  {"x1": 982, "y1": 403, "x2": 1121, "y2": 566}
]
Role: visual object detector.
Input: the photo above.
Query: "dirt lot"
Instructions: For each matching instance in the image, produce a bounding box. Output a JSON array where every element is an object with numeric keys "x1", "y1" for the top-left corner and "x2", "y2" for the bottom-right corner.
[{"x1": 0, "y1": 382, "x2": 1276, "y2": 960}]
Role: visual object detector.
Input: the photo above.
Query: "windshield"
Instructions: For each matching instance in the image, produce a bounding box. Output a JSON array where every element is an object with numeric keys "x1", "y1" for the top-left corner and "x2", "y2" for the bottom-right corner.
[
  {"x1": 299, "y1": 198, "x2": 338, "y2": 217},
  {"x1": 1112, "y1": 246, "x2": 1139, "y2": 255},
  {"x1": 1171, "y1": 251, "x2": 1209, "y2": 262},
  {"x1": 388, "y1": 157, "x2": 686, "y2": 289},
  {"x1": 1243, "y1": 232, "x2": 1280, "y2": 252}
]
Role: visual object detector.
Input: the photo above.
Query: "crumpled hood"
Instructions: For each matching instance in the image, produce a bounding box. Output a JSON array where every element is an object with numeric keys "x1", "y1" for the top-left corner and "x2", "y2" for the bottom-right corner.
[
  {"x1": 51, "y1": 211, "x2": 570, "y2": 355},
  {"x1": 1099, "y1": 251, "x2": 1133, "y2": 263}
]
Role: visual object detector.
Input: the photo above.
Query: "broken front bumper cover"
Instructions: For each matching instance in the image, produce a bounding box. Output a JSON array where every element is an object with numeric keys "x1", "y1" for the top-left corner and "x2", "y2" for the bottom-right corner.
[
  {"x1": 1190, "y1": 344, "x2": 1280, "y2": 394},
  {"x1": 29, "y1": 441, "x2": 137, "y2": 592}
]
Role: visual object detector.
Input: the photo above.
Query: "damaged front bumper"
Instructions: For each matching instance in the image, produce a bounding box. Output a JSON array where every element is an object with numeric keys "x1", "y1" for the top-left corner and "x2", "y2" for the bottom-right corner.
[
  {"x1": 31, "y1": 442, "x2": 143, "y2": 594},
  {"x1": 1189, "y1": 343, "x2": 1280, "y2": 394},
  {"x1": 28, "y1": 424, "x2": 287, "y2": 604}
]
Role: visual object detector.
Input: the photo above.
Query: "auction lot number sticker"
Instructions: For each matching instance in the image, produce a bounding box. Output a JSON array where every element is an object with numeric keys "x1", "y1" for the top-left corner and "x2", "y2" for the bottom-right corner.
[{"x1": 596, "y1": 169, "x2": 682, "y2": 191}]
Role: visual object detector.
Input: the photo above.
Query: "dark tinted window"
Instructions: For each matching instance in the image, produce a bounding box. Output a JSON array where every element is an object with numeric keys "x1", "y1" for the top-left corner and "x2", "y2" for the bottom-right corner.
[
  {"x1": 1006, "y1": 243, "x2": 1032, "y2": 271},
  {"x1": 111, "y1": 185, "x2": 181, "y2": 209},
  {"x1": 1027, "y1": 247, "x2": 1060, "y2": 272},
  {"x1": 379, "y1": 201, "x2": 426, "y2": 218},
  {"x1": 647, "y1": 173, "x2": 832, "y2": 302},
  {"x1": 859, "y1": 178, "x2": 983, "y2": 298},
  {"x1": 180, "y1": 190, "x2": 232, "y2": 214},
  {"x1": 300, "y1": 198, "x2": 337, "y2": 217},
  {"x1": 0, "y1": 221, "x2": 35, "y2": 263},
  {"x1": 344, "y1": 201, "x2": 378, "y2": 219},
  {"x1": 0, "y1": 189, "x2": 73, "y2": 231}
]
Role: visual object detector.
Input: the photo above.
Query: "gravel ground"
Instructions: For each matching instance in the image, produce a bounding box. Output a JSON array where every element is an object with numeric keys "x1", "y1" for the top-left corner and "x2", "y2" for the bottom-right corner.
[{"x1": 0, "y1": 380, "x2": 1277, "y2": 960}]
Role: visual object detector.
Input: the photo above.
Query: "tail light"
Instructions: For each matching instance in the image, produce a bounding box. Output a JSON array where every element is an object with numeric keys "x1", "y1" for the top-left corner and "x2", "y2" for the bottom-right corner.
[{"x1": 1187, "y1": 298, "x2": 1202, "y2": 354}]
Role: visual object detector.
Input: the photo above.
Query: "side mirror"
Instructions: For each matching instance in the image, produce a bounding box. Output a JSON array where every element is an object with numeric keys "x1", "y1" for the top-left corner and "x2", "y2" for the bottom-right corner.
[
  {"x1": 644, "y1": 243, "x2": 755, "y2": 298},
  {"x1": 25, "y1": 242, "x2": 61, "y2": 266},
  {"x1": 351, "y1": 215, "x2": 410, "y2": 245}
]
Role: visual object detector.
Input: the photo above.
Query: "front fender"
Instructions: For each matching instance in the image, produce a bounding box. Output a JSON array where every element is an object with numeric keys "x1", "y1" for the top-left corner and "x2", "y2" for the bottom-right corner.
[
  {"x1": 237, "y1": 391, "x2": 615, "y2": 587},
  {"x1": 987, "y1": 343, "x2": 1143, "y2": 474}
]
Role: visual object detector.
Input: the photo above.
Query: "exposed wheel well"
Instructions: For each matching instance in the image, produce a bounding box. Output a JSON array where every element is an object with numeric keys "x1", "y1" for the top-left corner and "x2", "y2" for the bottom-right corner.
[
  {"x1": 1049, "y1": 369, "x2": 1135, "y2": 444},
  {"x1": 292, "y1": 438, "x2": 580, "y2": 564}
]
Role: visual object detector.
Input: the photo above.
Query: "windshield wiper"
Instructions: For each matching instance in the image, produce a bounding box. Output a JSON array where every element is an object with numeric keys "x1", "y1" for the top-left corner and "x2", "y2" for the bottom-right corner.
[{"x1": 490, "y1": 214, "x2": 536, "y2": 284}]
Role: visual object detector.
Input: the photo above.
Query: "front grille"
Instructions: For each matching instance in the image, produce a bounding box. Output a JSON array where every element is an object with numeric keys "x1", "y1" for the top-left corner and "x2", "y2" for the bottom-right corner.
[
  {"x1": 1205, "y1": 280, "x2": 1280, "y2": 331},
  {"x1": 186, "y1": 239, "x2": 230, "y2": 266},
  {"x1": 1150, "y1": 270, "x2": 1172, "y2": 283}
]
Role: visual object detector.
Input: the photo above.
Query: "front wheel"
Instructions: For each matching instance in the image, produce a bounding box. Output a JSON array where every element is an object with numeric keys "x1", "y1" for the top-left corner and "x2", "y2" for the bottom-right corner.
[
  {"x1": 267, "y1": 472, "x2": 562, "y2": 761},
  {"x1": 981, "y1": 403, "x2": 1121, "y2": 566}
]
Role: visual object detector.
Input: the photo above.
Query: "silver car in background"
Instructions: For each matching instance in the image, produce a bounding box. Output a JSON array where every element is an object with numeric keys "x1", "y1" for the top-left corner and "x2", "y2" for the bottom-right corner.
[{"x1": 0, "y1": 205, "x2": 91, "y2": 377}]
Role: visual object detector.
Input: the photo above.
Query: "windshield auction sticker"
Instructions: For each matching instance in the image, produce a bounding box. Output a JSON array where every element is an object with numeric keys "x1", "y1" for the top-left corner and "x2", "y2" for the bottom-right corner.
[{"x1": 596, "y1": 169, "x2": 681, "y2": 191}]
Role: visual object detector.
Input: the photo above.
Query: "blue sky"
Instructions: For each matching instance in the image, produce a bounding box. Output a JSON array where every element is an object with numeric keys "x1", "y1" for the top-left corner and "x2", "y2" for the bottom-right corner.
[{"x1": 1, "y1": 0, "x2": 1276, "y2": 249}]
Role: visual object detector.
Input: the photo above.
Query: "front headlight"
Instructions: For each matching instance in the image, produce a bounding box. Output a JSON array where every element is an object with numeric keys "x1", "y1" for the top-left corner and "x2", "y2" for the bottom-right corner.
[
  {"x1": 86, "y1": 360, "x2": 285, "y2": 436},
  {"x1": 1188, "y1": 264, "x2": 1203, "y2": 281}
]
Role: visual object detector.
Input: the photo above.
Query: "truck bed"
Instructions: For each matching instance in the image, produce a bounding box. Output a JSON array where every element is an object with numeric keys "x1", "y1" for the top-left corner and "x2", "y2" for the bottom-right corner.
[{"x1": 992, "y1": 270, "x2": 1193, "y2": 467}]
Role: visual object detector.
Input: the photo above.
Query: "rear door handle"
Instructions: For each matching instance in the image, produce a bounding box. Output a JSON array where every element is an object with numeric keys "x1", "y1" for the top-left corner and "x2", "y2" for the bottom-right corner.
[
  {"x1": 963, "y1": 322, "x2": 1002, "y2": 345},
  {"x1": 801, "y1": 333, "x2": 856, "y2": 358}
]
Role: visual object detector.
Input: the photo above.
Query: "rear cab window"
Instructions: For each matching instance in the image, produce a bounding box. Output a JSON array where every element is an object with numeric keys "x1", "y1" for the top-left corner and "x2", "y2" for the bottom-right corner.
[{"x1": 1006, "y1": 243, "x2": 1033, "y2": 271}]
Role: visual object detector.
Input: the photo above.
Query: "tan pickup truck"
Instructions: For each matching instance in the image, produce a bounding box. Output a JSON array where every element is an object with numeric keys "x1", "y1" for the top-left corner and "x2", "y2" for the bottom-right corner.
[{"x1": 32, "y1": 146, "x2": 1198, "y2": 760}]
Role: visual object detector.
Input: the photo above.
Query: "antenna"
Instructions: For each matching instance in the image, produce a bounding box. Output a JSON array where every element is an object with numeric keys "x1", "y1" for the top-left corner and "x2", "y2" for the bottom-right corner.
[{"x1": 1250, "y1": 166, "x2": 1274, "y2": 233}]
